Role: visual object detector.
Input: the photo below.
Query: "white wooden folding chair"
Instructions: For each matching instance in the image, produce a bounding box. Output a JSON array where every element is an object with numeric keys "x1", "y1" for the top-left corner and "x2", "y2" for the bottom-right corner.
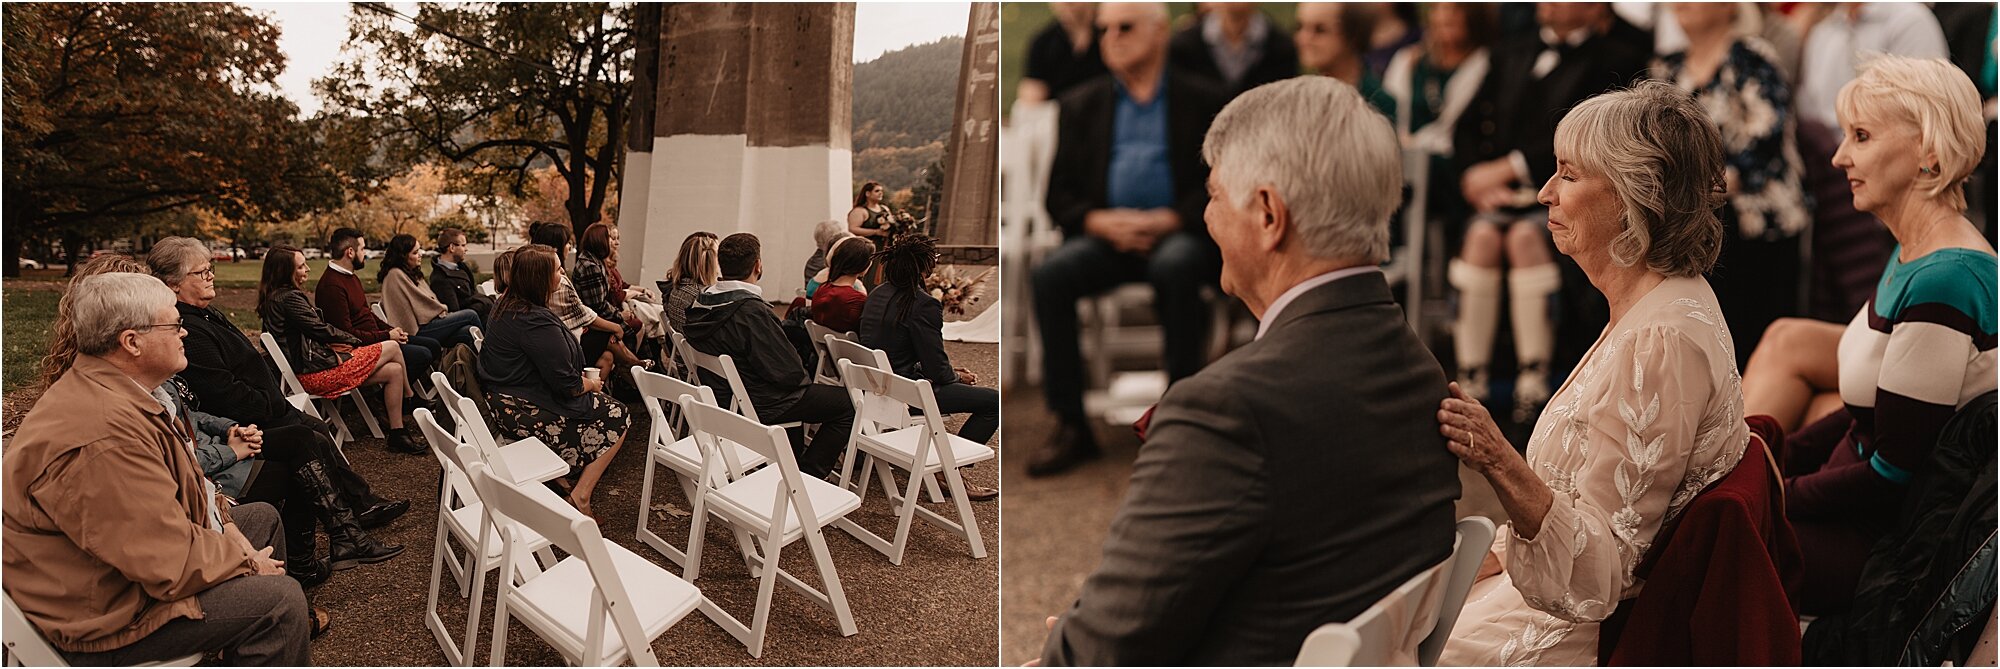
[
  {"x1": 679, "y1": 338, "x2": 803, "y2": 430},
  {"x1": 477, "y1": 279, "x2": 497, "y2": 297},
  {"x1": 802, "y1": 320, "x2": 852, "y2": 385},
  {"x1": 831, "y1": 359, "x2": 994, "y2": 565},
  {"x1": 463, "y1": 458, "x2": 708, "y2": 667},
  {"x1": 1419, "y1": 517, "x2": 1496, "y2": 665},
  {"x1": 430, "y1": 372, "x2": 566, "y2": 485},
  {"x1": 414, "y1": 408, "x2": 557, "y2": 667},
  {"x1": 467, "y1": 325, "x2": 485, "y2": 353},
  {"x1": 4, "y1": 592, "x2": 201, "y2": 667},
  {"x1": 630, "y1": 366, "x2": 765, "y2": 571},
  {"x1": 678, "y1": 397, "x2": 861, "y2": 658},
  {"x1": 259, "y1": 331, "x2": 382, "y2": 443},
  {"x1": 666, "y1": 330, "x2": 700, "y2": 384},
  {"x1": 370, "y1": 301, "x2": 390, "y2": 323},
  {"x1": 1293, "y1": 520, "x2": 1485, "y2": 666},
  {"x1": 825, "y1": 337, "x2": 944, "y2": 502}
]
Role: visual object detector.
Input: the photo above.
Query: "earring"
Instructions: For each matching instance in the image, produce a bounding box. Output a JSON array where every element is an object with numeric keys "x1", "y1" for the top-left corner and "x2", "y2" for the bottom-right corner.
[{"x1": 1920, "y1": 165, "x2": 1935, "y2": 175}]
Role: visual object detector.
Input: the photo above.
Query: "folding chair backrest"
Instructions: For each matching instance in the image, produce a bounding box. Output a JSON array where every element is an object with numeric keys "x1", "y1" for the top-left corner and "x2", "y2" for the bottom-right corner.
[
  {"x1": 370, "y1": 301, "x2": 389, "y2": 323},
  {"x1": 836, "y1": 359, "x2": 955, "y2": 470},
  {"x1": 467, "y1": 325, "x2": 485, "y2": 352},
  {"x1": 1295, "y1": 534, "x2": 1461, "y2": 666},
  {"x1": 632, "y1": 367, "x2": 749, "y2": 478},
  {"x1": 1419, "y1": 517, "x2": 1497, "y2": 665},
  {"x1": 414, "y1": 408, "x2": 479, "y2": 506},
  {"x1": 463, "y1": 461, "x2": 657, "y2": 666},
  {"x1": 3, "y1": 592, "x2": 66, "y2": 667},
  {"x1": 803, "y1": 320, "x2": 849, "y2": 380},
  {"x1": 258, "y1": 331, "x2": 310, "y2": 397},
  {"x1": 678, "y1": 397, "x2": 816, "y2": 535},
  {"x1": 430, "y1": 372, "x2": 475, "y2": 441},
  {"x1": 668, "y1": 331, "x2": 700, "y2": 384},
  {"x1": 684, "y1": 346, "x2": 762, "y2": 423},
  {"x1": 825, "y1": 336, "x2": 892, "y2": 372},
  {"x1": 452, "y1": 395, "x2": 522, "y2": 484}
]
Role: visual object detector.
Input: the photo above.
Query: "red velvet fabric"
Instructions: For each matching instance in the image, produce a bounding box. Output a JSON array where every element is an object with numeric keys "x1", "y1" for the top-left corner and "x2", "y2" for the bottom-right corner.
[{"x1": 1597, "y1": 416, "x2": 1804, "y2": 666}]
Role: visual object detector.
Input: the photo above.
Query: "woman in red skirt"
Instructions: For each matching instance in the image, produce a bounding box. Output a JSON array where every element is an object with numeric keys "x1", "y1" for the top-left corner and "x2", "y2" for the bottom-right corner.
[{"x1": 257, "y1": 246, "x2": 420, "y2": 454}]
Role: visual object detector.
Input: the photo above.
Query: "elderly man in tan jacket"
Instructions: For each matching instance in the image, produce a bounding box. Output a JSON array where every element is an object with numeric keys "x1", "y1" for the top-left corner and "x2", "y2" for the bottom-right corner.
[{"x1": 2, "y1": 272, "x2": 309, "y2": 665}]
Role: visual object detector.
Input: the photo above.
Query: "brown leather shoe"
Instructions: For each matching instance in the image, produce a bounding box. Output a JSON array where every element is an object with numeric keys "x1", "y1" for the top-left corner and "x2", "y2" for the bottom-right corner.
[{"x1": 1026, "y1": 421, "x2": 1100, "y2": 477}]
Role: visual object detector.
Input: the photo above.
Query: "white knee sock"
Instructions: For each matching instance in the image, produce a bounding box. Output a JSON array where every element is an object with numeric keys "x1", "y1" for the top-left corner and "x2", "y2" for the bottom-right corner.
[
  {"x1": 1509, "y1": 263, "x2": 1562, "y2": 401},
  {"x1": 1450, "y1": 259, "x2": 1503, "y2": 393}
]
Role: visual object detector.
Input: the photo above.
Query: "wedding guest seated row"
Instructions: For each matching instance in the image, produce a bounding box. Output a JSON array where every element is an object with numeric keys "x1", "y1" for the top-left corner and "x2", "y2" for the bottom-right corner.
[
  {"x1": 685, "y1": 232, "x2": 855, "y2": 480},
  {"x1": 146, "y1": 238, "x2": 410, "y2": 531},
  {"x1": 318, "y1": 227, "x2": 436, "y2": 387},
  {"x1": 477, "y1": 243, "x2": 629, "y2": 518},
  {"x1": 4, "y1": 272, "x2": 311, "y2": 666},
  {"x1": 859, "y1": 235, "x2": 999, "y2": 501},
  {"x1": 259, "y1": 245, "x2": 422, "y2": 454},
  {"x1": 527, "y1": 222, "x2": 649, "y2": 383},
  {"x1": 1742, "y1": 54, "x2": 1996, "y2": 616}
]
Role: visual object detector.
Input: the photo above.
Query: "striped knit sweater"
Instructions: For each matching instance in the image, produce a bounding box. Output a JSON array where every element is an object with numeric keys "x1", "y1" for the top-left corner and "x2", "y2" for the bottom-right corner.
[{"x1": 1798, "y1": 246, "x2": 1996, "y2": 512}]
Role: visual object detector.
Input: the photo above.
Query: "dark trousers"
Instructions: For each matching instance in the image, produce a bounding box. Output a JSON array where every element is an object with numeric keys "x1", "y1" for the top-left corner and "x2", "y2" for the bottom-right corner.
[
  {"x1": 60, "y1": 503, "x2": 309, "y2": 667},
  {"x1": 402, "y1": 337, "x2": 439, "y2": 385},
  {"x1": 236, "y1": 424, "x2": 332, "y2": 548},
  {"x1": 766, "y1": 385, "x2": 855, "y2": 479},
  {"x1": 932, "y1": 381, "x2": 998, "y2": 445},
  {"x1": 416, "y1": 308, "x2": 481, "y2": 349},
  {"x1": 270, "y1": 412, "x2": 382, "y2": 508},
  {"x1": 1031, "y1": 232, "x2": 1221, "y2": 421}
]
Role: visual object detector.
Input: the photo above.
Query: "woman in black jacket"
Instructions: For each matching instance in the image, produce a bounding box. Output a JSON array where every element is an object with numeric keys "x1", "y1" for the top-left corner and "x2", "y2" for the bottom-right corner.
[
  {"x1": 857, "y1": 235, "x2": 998, "y2": 500},
  {"x1": 256, "y1": 246, "x2": 418, "y2": 453},
  {"x1": 477, "y1": 244, "x2": 629, "y2": 518}
]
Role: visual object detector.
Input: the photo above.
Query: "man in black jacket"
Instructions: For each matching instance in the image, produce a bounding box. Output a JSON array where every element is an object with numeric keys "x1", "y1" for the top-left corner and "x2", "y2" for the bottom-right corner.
[
  {"x1": 147, "y1": 237, "x2": 407, "y2": 529},
  {"x1": 683, "y1": 233, "x2": 853, "y2": 479},
  {"x1": 1166, "y1": 2, "x2": 1299, "y2": 97},
  {"x1": 428, "y1": 227, "x2": 493, "y2": 321},
  {"x1": 1031, "y1": 1, "x2": 1231, "y2": 477}
]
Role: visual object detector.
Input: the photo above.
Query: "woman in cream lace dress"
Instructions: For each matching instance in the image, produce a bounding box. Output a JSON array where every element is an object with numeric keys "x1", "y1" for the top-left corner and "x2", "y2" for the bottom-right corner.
[{"x1": 1436, "y1": 82, "x2": 1750, "y2": 665}]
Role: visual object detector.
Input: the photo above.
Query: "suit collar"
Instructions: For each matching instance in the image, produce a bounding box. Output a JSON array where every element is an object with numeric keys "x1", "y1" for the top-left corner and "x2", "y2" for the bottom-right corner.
[{"x1": 1258, "y1": 270, "x2": 1396, "y2": 336}]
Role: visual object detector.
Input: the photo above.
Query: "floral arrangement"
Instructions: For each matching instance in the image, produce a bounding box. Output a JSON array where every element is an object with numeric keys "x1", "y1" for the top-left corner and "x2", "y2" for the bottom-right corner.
[
  {"x1": 882, "y1": 208, "x2": 923, "y2": 243},
  {"x1": 924, "y1": 265, "x2": 993, "y2": 317}
]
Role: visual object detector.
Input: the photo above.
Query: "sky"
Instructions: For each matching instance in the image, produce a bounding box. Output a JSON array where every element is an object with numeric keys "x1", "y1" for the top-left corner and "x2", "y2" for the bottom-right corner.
[{"x1": 243, "y1": 2, "x2": 970, "y2": 118}]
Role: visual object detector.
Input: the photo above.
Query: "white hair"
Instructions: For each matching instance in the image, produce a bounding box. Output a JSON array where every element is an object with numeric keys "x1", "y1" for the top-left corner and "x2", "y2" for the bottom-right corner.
[
  {"x1": 146, "y1": 236, "x2": 210, "y2": 287},
  {"x1": 1201, "y1": 76, "x2": 1404, "y2": 262},
  {"x1": 72, "y1": 273, "x2": 175, "y2": 356}
]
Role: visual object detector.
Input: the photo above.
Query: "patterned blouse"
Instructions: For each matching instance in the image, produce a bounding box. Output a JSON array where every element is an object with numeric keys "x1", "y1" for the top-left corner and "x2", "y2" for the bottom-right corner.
[
  {"x1": 1655, "y1": 38, "x2": 1811, "y2": 241},
  {"x1": 1441, "y1": 276, "x2": 1748, "y2": 666}
]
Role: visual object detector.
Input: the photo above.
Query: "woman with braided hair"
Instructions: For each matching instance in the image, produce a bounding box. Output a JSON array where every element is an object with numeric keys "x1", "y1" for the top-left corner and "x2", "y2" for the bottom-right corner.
[{"x1": 858, "y1": 235, "x2": 998, "y2": 501}]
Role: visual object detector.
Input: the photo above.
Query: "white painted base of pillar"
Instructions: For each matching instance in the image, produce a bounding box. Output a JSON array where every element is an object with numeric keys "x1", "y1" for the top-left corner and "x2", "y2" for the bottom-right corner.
[{"x1": 623, "y1": 134, "x2": 850, "y2": 302}]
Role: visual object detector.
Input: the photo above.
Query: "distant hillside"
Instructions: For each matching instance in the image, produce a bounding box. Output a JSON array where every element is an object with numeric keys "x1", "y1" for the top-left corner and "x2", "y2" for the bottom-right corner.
[{"x1": 852, "y1": 36, "x2": 962, "y2": 198}]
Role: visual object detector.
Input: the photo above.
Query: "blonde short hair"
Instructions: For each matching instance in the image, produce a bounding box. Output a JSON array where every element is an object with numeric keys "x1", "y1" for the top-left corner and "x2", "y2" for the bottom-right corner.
[
  {"x1": 1554, "y1": 81, "x2": 1728, "y2": 278},
  {"x1": 1836, "y1": 54, "x2": 1988, "y2": 212}
]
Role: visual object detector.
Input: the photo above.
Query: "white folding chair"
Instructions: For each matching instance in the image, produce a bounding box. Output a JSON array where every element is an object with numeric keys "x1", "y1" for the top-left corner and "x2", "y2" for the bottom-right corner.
[
  {"x1": 1419, "y1": 517, "x2": 1496, "y2": 665},
  {"x1": 370, "y1": 301, "x2": 390, "y2": 323},
  {"x1": 1293, "y1": 519, "x2": 1487, "y2": 666},
  {"x1": 464, "y1": 458, "x2": 707, "y2": 667},
  {"x1": 831, "y1": 359, "x2": 994, "y2": 564},
  {"x1": 666, "y1": 330, "x2": 700, "y2": 384},
  {"x1": 630, "y1": 367, "x2": 765, "y2": 571},
  {"x1": 678, "y1": 397, "x2": 861, "y2": 658},
  {"x1": 477, "y1": 279, "x2": 497, "y2": 297},
  {"x1": 825, "y1": 337, "x2": 943, "y2": 501},
  {"x1": 4, "y1": 592, "x2": 200, "y2": 667},
  {"x1": 259, "y1": 331, "x2": 382, "y2": 442},
  {"x1": 430, "y1": 372, "x2": 565, "y2": 485},
  {"x1": 467, "y1": 325, "x2": 485, "y2": 353},
  {"x1": 802, "y1": 320, "x2": 852, "y2": 385},
  {"x1": 680, "y1": 339, "x2": 803, "y2": 430},
  {"x1": 414, "y1": 409, "x2": 557, "y2": 667}
]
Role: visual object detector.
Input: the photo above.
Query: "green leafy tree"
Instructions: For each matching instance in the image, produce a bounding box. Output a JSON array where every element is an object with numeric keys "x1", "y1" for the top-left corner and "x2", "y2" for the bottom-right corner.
[
  {"x1": 317, "y1": 2, "x2": 632, "y2": 239},
  {"x1": 2, "y1": 2, "x2": 341, "y2": 275}
]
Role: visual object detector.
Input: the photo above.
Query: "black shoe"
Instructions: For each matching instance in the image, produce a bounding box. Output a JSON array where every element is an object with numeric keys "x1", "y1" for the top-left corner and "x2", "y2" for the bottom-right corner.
[
  {"x1": 328, "y1": 536, "x2": 404, "y2": 570},
  {"x1": 384, "y1": 427, "x2": 424, "y2": 455},
  {"x1": 1026, "y1": 421, "x2": 1101, "y2": 478},
  {"x1": 296, "y1": 459, "x2": 407, "y2": 570},
  {"x1": 355, "y1": 500, "x2": 410, "y2": 529},
  {"x1": 287, "y1": 556, "x2": 333, "y2": 588}
]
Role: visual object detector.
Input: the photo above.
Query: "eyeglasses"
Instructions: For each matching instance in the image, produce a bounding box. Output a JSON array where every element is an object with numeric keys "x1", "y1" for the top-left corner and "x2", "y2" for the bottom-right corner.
[
  {"x1": 135, "y1": 320, "x2": 186, "y2": 335},
  {"x1": 1096, "y1": 21, "x2": 1140, "y2": 36},
  {"x1": 191, "y1": 267, "x2": 216, "y2": 279}
]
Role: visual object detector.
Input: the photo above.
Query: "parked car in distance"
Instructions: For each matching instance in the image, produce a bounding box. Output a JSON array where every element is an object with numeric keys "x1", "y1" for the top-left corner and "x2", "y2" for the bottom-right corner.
[
  {"x1": 18, "y1": 258, "x2": 42, "y2": 270},
  {"x1": 302, "y1": 247, "x2": 326, "y2": 259}
]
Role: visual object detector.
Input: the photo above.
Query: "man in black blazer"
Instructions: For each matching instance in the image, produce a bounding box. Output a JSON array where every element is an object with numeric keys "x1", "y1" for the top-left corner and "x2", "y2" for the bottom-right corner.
[
  {"x1": 428, "y1": 227, "x2": 493, "y2": 321},
  {"x1": 1444, "y1": 2, "x2": 1650, "y2": 416},
  {"x1": 1167, "y1": 3, "x2": 1300, "y2": 98},
  {"x1": 1030, "y1": 2, "x2": 1231, "y2": 477},
  {"x1": 1038, "y1": 77, "x2": 1461, "y2": 666}
]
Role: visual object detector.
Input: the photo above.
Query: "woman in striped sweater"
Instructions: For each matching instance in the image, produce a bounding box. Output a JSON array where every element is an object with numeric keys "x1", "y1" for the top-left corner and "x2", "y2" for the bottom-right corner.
[{"x1": 1744, "y1": 55, "x2": 1995, "y2": 615}]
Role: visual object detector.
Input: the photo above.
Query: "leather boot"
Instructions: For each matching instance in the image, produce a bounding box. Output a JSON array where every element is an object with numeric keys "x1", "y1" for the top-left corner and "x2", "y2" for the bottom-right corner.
[
  {"x1": 297, "y1": 459, "x2": 405, "y2": 570},
  {"x1": 282, "y1": 503, "x2": 331, "y2": 588},
  {"x1": 1027, "y1": 420, "x2": 1101, "y2": 477},
  {"x1": 384, "y1": 426, "x2": 424, "y2": 455}
]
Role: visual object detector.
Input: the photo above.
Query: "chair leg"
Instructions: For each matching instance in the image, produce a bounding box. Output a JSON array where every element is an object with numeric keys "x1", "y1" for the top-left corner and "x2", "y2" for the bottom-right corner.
[
  {"x1": 424, "y1": 510, "x2": 460, "y2": 665},
  {"x1": 943, "y1": 466, "x2": 988, "y2": 559},
  {"x1": 745, "y1": 536, "x2": 783, "y2": 658},
  {"x1": 321, "y1": 398, "x2": 356, "y2": 443},
  {"x1": 888, "y1": 467, "x2": 927, "y2": 566},
  {"x1": 349, "y1": 392, "x2": 384, "y2": 439},
  {"x1": 685, "y1": 497, "x2": 710, "y2": 581},
  {"x1": 803, "y1": 527, "x2": 859, "y2": 637}
]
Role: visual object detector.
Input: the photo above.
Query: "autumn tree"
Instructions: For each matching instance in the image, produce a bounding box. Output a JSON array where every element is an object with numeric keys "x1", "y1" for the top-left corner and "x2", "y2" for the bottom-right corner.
[
  {"x1": 317, "y1": 2, "x2": 632, "y2": 240},
  {"x1": 2, "y1": 3, "x2": 341, "y2": 275}
]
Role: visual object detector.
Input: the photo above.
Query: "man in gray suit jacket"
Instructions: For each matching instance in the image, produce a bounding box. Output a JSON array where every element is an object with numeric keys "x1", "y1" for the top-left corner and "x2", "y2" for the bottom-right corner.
[{"x1": 1037, "y1": 76, "x2": 1462, "y2": 666}]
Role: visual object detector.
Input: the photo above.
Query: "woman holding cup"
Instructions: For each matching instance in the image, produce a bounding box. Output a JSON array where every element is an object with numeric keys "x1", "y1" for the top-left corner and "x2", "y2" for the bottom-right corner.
[{"x1": 476, "y1": 244, "x2": 630, "y2": 517}]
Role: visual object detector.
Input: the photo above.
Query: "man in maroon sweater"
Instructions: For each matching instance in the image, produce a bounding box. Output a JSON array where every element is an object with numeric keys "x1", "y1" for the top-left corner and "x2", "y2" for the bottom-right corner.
[{"x1": 314, "y1": 228, "x2": 438, "y2": 405}]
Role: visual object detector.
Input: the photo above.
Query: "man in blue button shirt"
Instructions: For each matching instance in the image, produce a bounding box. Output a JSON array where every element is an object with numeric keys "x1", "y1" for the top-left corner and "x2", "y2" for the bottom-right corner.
[{"x1": 1030, "y1": 2, "x2": 1231, "y2": 477}]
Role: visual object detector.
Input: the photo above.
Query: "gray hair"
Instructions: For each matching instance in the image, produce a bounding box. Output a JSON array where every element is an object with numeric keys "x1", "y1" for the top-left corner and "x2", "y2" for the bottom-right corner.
[
  {"x1": 1554, "y1": 81, "x2": 1727, "y2": 277},
  {"x1": 72, "y1": 273, "x2": 176, "y2": 356},
  {"x1": 1200, "y1": 76, "x2": 1404, "y2": 262},
  {"x1": 146, "y1": 237, "x2": 211, "y2": 288}
]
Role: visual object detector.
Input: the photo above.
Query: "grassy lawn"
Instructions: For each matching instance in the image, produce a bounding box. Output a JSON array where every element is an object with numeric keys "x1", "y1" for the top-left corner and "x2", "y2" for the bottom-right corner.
[{"x1": 2, "y1": 283, "x2": 262, "y2": 394}]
